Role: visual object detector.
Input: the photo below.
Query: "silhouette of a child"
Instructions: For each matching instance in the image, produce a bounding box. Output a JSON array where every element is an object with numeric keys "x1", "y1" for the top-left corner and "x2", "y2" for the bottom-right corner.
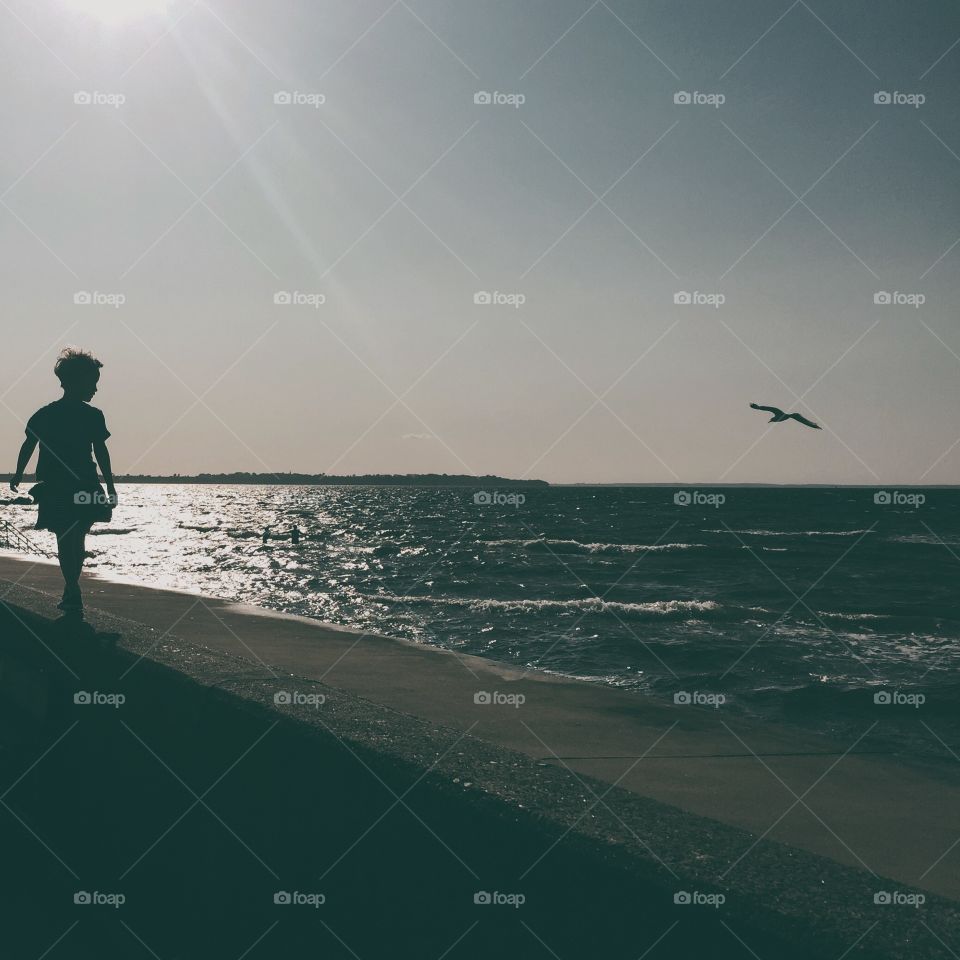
[{"x1": 10, "y1": 348, "x2": 117, "y2": 615}]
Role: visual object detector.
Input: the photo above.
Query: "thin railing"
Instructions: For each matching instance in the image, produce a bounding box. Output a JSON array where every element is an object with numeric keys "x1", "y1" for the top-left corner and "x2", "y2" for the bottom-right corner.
[{"x1": 0, "y1": 515, "x2": 55, "y2": 558}]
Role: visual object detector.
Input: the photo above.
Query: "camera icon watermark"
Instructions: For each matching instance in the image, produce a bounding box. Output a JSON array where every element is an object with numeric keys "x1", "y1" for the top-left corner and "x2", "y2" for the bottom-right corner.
[
  {"x1": 74, "y1": 690, "x2": 126, "y2": 708},
  {"x1": 674, "y1": 691, "x2": 726, "y2": 708},
  {"x1": 74, "y1": 290, "x2": 125, "y2": 308},
  {"x1": 473, "y1": 690, "x2": 526, "y2": 708},
  {"x1": 673, "y1": 890, "x2": 725, "y2": 908},
  {"x1": 873, "y1": 690, "x2": 925, "y2": 708},
  {"x1": 74, "y1": 890, "x2": 125, "y2": 908},
  {"x1": 874, "y1": 90, "x2": 925, "y2": 108},
  {"x1": 274, "y1": 290, "x2": 325, "y2": 308},
  {"x1": 673, "y1": 490, "x2": 725, "y2": 508},
  {"x1": 473, "y1": 290, "x2": 526, "y2": 308},
  {"x1": 673, "y1": 90, "x2": 725, "y2": 108},
  {"x1": 873, "y1": 290, "x2": 924, "y2": 308},
  {"x1": 473, "y1": 890, "x2": 525, "y2": 907},
  {"x1": 473, "y1": 490, "x2": 525, "y2": 508},
  {"x1": 74, "y1": 90, "x2": 126, "y2": 108},
  {"x1": 274, "y1": 690, "x2": 327, "y2": 709},
  {"x1": 473, "y1": 90, "x2": 525, "y2": 108},
  {"x1": 673, "y1": 290, "x2": 725, "y2": 308},
  {"x1": 273, "y1": 90, "x2": 325, "y2": 107},
  {"x1": 73, "y1": 490, "x2": 116, "y2": 507},
  {"x1": 874, "y1": 890, "x2": 925, "y2": 907},
  {"x1": 274, "y1": 890, "x2": 326, "y2": 907}
]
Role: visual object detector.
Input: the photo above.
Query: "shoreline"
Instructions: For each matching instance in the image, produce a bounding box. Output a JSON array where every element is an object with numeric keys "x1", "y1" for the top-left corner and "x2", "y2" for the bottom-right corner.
[{"x1": 2, "y1": 547, "x2": 956, "y2": 770}]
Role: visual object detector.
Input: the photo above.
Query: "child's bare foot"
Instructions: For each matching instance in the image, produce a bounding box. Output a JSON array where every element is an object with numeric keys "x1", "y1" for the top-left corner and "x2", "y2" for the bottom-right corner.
[{"x1": 57, "y1": 586, "x2": 83, "y2": 614}]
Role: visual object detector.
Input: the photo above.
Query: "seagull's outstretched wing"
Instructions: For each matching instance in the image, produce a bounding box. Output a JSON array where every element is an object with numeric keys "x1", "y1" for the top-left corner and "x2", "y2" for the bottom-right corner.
[
  {"x1": 750, "y1": 403, "x2": 784, "y2": 417},
  {"x1": 788, "y1": 413, "x2": 821, "y2": 430}
]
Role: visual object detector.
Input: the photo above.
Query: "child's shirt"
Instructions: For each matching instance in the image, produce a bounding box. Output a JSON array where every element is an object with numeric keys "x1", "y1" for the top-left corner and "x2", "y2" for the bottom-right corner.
[{"x1": 26, "y1": 398, "x2": 110, "y2": 489}]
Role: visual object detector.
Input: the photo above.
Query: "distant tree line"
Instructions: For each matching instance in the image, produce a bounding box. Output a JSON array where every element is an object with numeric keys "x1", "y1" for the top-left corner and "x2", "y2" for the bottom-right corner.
[{"x1": 81, "y1": 472, "x2": 550, "y2": 487}]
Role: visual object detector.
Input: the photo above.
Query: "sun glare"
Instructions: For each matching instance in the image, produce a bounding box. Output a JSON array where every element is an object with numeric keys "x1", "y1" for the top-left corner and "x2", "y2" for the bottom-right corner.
[{"x1": 64, "y1": 0, "x2": 171, "y2": 25}]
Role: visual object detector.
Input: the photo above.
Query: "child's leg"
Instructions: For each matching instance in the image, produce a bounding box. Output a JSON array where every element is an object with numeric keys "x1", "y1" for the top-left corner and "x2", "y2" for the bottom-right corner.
[
  {"x1": 56, "y1": 532, "x2": 75, "y2": 591},
  {"x1": 74, "y1": 528, "x2": 89, "y2": 583},
  {"x1": 56, "y1": 526, "x2": 84, "y2": 597}
]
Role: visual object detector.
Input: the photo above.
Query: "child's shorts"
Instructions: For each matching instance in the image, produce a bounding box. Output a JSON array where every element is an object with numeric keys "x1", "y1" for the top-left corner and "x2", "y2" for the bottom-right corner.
[{"x1": 30, "y1": 482, "x2": 113, "y2": 536}]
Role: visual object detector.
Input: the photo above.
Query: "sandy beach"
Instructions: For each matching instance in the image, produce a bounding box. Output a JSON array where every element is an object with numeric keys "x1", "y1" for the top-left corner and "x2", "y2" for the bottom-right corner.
[
  {"x1": 2, "y1": 554, "x2": 959, "y2": 957},
  {"x1": 3, "y1": 554, "x2": 958, "y2": 898}
]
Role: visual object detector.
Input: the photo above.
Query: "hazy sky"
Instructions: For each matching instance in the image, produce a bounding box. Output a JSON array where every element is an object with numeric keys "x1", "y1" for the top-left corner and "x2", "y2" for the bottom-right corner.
[{"x1": 1, "y1": 0, "x2": 958, "y2": 483}]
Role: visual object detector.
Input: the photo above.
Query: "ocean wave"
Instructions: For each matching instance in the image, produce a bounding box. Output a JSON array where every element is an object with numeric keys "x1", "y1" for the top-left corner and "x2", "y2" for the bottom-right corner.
[
  {"x1": 708, "y1": 529, "x2": 874, "y2": 537},
  {"x1": 888, "y1": 534, "x2": 960, "y2": 546},
  {"x1": 818, "y1": 611, "x2": 889, "y2": 621},
  {"x1": 366, "y1": 592, "x2": 721, "y2": 618},
  {"x1": 399, "y1": 546, "x2": 427, "y2": 556},
  {"x1": 483, "y1": 538, "x2": 704, "y2": 553}
]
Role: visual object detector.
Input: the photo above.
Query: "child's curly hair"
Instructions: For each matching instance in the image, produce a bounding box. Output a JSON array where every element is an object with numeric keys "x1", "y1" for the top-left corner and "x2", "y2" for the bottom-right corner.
[{"x1": 54, "y1": 348, "x2": 103, "y2": 389}]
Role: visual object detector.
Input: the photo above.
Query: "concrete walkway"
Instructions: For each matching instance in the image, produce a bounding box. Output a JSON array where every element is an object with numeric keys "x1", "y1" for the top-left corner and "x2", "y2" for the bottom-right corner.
[{"x1": 2, "y1": 554, "x2": 958, "y2": 901}]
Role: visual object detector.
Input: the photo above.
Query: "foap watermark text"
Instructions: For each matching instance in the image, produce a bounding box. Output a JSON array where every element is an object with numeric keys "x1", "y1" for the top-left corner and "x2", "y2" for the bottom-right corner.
[
  {"x1": 474, "y1": 491, "x2": 525, "y2": 508},
  {"x1": 474, "y1": 91, "x2": 525, "y2": 108},
  {"x1": 674, "y1": 290, "x2": 724, "y2": 308},
  {"x1": 474, "y1": 690, "x2": 525, "y2": 708},
  {"x1": 674, "y1": 691, "x2": 726, "y2": 708},
  {"x1": 674, "y1": 490, "x2": 725, "y2": 508},
  {"x1": 674, "y1": 91, "x2": 725, "y2": 108},
  {"x1": 874, "y1": 491, "x2": 925, "y2": 507}
]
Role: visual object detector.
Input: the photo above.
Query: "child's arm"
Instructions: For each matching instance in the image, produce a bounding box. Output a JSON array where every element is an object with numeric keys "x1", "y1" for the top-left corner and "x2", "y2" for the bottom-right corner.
[
  {"x1": 10, "y1": 436, "x2": 37, "y2": 491},
  {"x1": 93, "y1": 440, "x2": 117, "y2": 505}
]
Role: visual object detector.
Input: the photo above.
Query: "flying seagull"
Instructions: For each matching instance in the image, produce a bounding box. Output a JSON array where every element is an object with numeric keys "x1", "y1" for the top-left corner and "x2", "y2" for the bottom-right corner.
[{"x1": 750, "y1": 403, "x2": 821, "y2": 429}]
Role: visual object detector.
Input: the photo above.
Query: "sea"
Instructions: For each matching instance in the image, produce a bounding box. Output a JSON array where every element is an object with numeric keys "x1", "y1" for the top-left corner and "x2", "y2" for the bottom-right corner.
[{"x1": 12, "y1": 483, "x2": 960, "y2": 758}]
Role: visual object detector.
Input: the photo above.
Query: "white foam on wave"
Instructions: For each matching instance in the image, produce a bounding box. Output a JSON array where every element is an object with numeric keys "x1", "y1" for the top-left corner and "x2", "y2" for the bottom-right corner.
[
  {"x1": 708, "y1": 529, "x2": 874, "y2": 537},
  {"x1": 888, "y1": 534, "x2": 960, "y2": 546},
  {"x1": 483, "y1": 538, "x2": 704, "y2": 553},
  {"x1": 818, "y1": 611, "x2": 889, "y2": 621},
  {"x1": 367, "y1": 592, "x2": 721, "y2": 617}
]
